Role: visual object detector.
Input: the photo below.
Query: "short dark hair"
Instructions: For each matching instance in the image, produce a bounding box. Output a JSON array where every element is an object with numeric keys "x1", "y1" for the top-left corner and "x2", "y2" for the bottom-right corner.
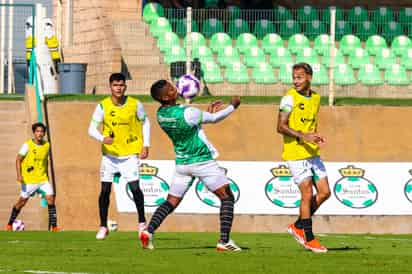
[
  {"x1": 293, "y1": 63, "x2": 313, "y2": 75},
  {"x1": 109, "y1": 73, "x2": 126, "y2": 83},
  {"x1": 150, "y1": 80, "x2": 168, "y2": 103},
  {"x1": 32, "y1": 122, "x2": 46, "y2": 133}
]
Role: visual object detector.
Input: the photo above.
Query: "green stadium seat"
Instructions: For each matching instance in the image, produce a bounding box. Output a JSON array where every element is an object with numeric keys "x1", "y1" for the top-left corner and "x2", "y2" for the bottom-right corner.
[
  {"x1": 311, "y1": 63, "x2": 329, "y2": 85},
  {"x1": 383, "y1": 21, "x2": 404, "y2": 42},
  {"x1": 225, "y1": 61, "x2": 249, "y2": 83},
  {"x1": 355, "y1": 21, "x2": 378, "y2": 41},
  {"x1": 209, "y1": 33, "x2": 232, "y2": 54},
  {"x1": 252, "y1": 62, "x2": 277, "y2": 84},
  {"x1": 205, "y1": 0, "x2": 219, "y2": 8},
  {"x1": 365, "y1": 35, "x2": 387, "y2": 56},
  {"x1": 333, "y1": 64, "x2": 357, "y2": 85},
  {"x1": 374, "y1": 48, "x2": 397, "y2": 70},
  {"x1": 372, "y1": 7, "x2": 394, "y2": 25},
  {"x1": 143, "y1": 2, "x2": 164, "y2": 24},
  {"x1": 339, "y1": 34, "x2": 361, "y2": 56},
  {"x1": 279, "y1": 20, "x2": 301, "y2": 39},
  {"x1": 321, "y1": 47, "x2": 345, "y2": 68},
  {"x1": 321, "y1": 6, "x2": 344, "y2": 24},
  {"x1": 358, "y1": 64, "x2": 384, "y2": 85},
  {"x1": 269, "y1": 47, "x2": 292, "y2": 68},
  {"x1": 157, "y1": 32, "x2": 180, "y2": 53},
  {"x1": 304, "y1": 20, "x2": 327, "y2": 40},
  {"x1": 217, "y1": 46, "x2": 240, "y2": 67},
  {"x1": 149, "y1": 17, "x2": 172, "y2": 38},
  {"x1": 236, "y1": 33, "x2": 258, "y2": 54},
  {"x1": 287, "y1": 33, "x2": 310, "y2": 55},
  {"x1": 399, "y1": 8, "x2": 412, "y2": 24},
  {"x1": 335, "y1": 21, "x2": 353, "y2": 40},
  {"x1": 163, "y1": 46, "x2": 186, "y2": 64},
  {"x1": 244, "y1": 46, "x2": 266, "y2": 68},
  {"x1": 184, "y1": 32, "x2": 206, "y2": 49},
  {"x1": 278, "y1": 63, "x2": 294, "y2": 84},
  {"x1": 348, "y1": 6, "x2": 369, "y2": 23},
  {"x1": 348, "y1": 48, "x2": 370, "y2": 69},
  {"x1": 400, "y1": 48, "x2": 412, "y2": 70},
  {"x1": 385, "y1": 64, "x2": 410, "y2": 85},
  {"x1": 253, "y1": 20, "x2": 276, "y2": 39},
  {"x1": 296, "y1": 47, "x2": 319, "y2": 66},
  {"x1": 313, "y1": 34, "x2": 331, "y2": 56},
  {"x1": 274, "y1": 6, "x2": 293, "y2": 21},
  {"x1": 261, "y1": 33, "x2": 283, "y2": 54},
  {"x1": 192, "y1": 46, "x2": 214, "y2": 63},
  {"x1": 228, "y1": 19, "x2": 250, "y2": 38},
  {"x1": 201, "y1": 18, "x2": 224, "y2": 38},
  {"x1": 171, "y1": 18, "x2": 199, "y2": 38},
  {"x1": 391, "y1": 35, "x2": 412, "y2": 56},
  {"x1": 201, "y1": 60, "x2": 223, "y2": 83},
  {"x1": 297, "y1": 5, "x2": 319, "y2": 21},
  {"x1": 228, "y1": 5, "x2": 241, "y2": 19}
]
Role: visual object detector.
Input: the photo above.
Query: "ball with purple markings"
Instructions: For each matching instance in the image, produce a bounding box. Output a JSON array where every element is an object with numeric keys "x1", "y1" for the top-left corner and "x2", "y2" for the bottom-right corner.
[
  {"x1": 176, "y1": 74, "x2": 201, "y2": 99},
  {"x1": 12, "y1": 220, "x2": 25, "y2": 231}
]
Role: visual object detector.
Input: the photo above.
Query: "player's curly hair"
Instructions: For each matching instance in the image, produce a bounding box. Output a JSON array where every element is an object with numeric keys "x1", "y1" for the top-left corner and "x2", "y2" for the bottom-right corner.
[
  {"x1": 150, "y1": 80, "x2": 168, "y2": 103},
  {"x1": 32, "y1": 122, "x2": 46, "y2": 133}
]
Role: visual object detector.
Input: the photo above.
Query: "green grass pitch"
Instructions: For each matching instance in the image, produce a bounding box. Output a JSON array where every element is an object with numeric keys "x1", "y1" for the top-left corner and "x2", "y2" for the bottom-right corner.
[{"x1": 0, "y1": 232, "x2": 410, "y2": 274}]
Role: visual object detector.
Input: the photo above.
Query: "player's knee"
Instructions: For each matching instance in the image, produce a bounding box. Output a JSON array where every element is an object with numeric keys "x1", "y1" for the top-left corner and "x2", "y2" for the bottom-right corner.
[
  {"x1": 319, "y1": 189, "x2": 331, "y2": 201},
  {"x1": 127, "y1": 180, "x2": 142, "y2": 195},
  {"x1": 16, "y1": 198, "x2": 29, "y2": 209},
  {"x1": 216, "y1": 185, "x2": 234, "y2": 202},
  {"x1": 46, "y1": 195, "x2": 55, "y2": 205}
]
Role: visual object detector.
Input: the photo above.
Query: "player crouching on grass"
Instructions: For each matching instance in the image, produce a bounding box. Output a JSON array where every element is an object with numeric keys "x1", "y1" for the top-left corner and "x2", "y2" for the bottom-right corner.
[
  {"x1": 5, "y1": 122, "x2": 60, "y2": 232},
  {"x1": 140, "y1": 80, "x2": 241, "y2": 251}
]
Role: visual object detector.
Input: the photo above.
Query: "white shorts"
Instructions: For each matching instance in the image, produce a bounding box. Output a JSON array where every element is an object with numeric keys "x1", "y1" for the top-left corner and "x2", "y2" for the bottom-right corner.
[
  {"x1": 20, "y1": 181, "x2": 54, "y2": 199},
  {"x1": 287, "y1": 156, "x2": 327, "y2": 185},
  {"x1": 100, "y1": 154, "x2": 140, "y2": 182},
  {"x1": 169, "y1": 160, "x2": 228, "y2": 197}
]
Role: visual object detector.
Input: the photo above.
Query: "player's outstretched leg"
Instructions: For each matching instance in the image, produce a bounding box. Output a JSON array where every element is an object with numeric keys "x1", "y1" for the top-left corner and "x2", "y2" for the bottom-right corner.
[
  {"x1": 96, "y1": 181, "x2": 111, "y2": 240},
  {"x1": 46, "y1": 195, "x2": 60, "y2": 232},
  {"x1": 5, "y1": 197, "x2": 28, "y2": 231},
  {"x1": 127, "y1": 180, "x2": 146, "y2": 235}
]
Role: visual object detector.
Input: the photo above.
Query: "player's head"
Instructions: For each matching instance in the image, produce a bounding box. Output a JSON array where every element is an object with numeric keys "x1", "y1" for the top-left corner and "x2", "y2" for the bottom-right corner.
[
  {"x1": 292, "y1": 63, "x2": 312, "y2": 93},
  {"x1": 109, "y1": 73, "x2": 127, "y2": 99},
  {"x1": 150, "y1": 80, "x2": 178, "y2": 105},
  {"x1": 31, "y1": 122, "x2": 46, "y2": 141}
]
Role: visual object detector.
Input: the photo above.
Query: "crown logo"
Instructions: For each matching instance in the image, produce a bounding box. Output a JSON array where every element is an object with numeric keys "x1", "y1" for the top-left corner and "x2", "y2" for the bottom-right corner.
[
  {"x1": 339, "y1": 165, "x2": 364, "y2": 177},
  {"x1": 271, "y1": 165, "x2": 292, "y2": 177},
  {"x1": 139, "y1": 163, "x2": 158, "y2": 176}
]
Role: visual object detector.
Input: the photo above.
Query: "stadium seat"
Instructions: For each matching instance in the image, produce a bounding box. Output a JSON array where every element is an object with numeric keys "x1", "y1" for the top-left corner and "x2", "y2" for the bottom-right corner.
[
  {"x1": 228, "y1": 19, "x2": 250, "y2": 38},
  {"x1": 365, "y1": 35, "x2": 388, "y2": 56},
  {"x1": 192, "y1": 46, "x2": 214, "y2": 63},
  {"x1": 400, "y1": 48, "x2": 412, "y2": 70},
  {"x1": 335, "y1": 21, "x2": 353, "y2": 40},
  {"x1": 311, "y1": 63, "x2": 329, "y2": 85},
  {"x1": 252, "y1": 62, "x2": 277, "y2": 84},
  {"x1": 348, "y1": 6, "x2": 369, "y2": 22},
  {"x1": 236, "y1": 33, "x2": 258, "y2": 54},
  {"x1": 399, "y1": 8, "x2": 412, "y2": 24},
  {"x1": 358, "y1": 64, "x2": 384, "y2": 85},
  {"x1": 201, "y1": 60, "x2": 223, "y2": 83},
  {"x1": 304, "y1": 20, "x2": 327, "y2": 40},
  {"x1": 321, "y1": 6, "x2": 344, "y2": 24},
  {"x1": 313, "y1": 34, "x2": 331, "y2": 56},
  {"x1": 348, "y1": 48, "x2": 370, "y2": 69},
  {"x1": 172, "y1": 18, "x2": 199, "y2": 38},
  {"x1": 279, "y1": 20, "x2": 301, "y2": 39},
  {"x1": 384, "y1": 64, "x2": 410, "y2": 85},
  {"x1": 339, "y1": 34, "x2": 361, "y2": 56},
  {"x1": 205, "y1": 0, "x2": 219, "y2": 8},
  {"x1": 201, "y1": 18, "x2": 224, "y2": 38},
  {"x1": 355, "y1": 21, "x2": 378, "y2": 41},
  {"x1": 321, "y1": 47, "x2": 345, "y2": 68},
  {"x1": 163, "y1": 46, "x2": 186, "y2": 64},
  {"x1": 209, "y1": 33, "x2": 232, "y2": 53},
  {"x1": 297, "y1": 5, "x2": 319, "y2": 21},
  {"x1": 253, "y1": 20, "x2": 276, "y2": 39},
  {"x1": 149, "y1": 17, "x2": 172, "y2": 38},
  {"x1": 287, "y1": 33, "x2": 310, "y2": 55},
  {"x1": 157, "y1": 32, "x2": 180, "y2": 53},
  {"x1": 296, "y1": 47, "x2": 319, "y2": 66},
  {"x1": 261, "y1": 33, "x2": 283, "y2": 54},
  {"x1": 217, "y1": 46, "x2": 240, "y2": 67},
  {"x1": 383, "y1": 22, "x2": 404, "y2": 42},
  {"x1": 374, "y1": 48, "x2": 397, "y2": 70},
  {"x1": 391, "y1": 35, "x2": 412, "y2": 56},
  {"x1": 184, "y1": 32, "x2": 206, "y2": 49},
  {"x1": 274, "y1": 6, "x2": 293, "y2": 21},
  {"x1": 228, "y1": 5, "x2": 241, "y2": 19},
  {"x1": 372, "y1": 7, "x2": 394, "y2": 25},
  {"x1": 225, "y1": 61, "x2": 249, "y2": 83},
  {"x1": 143, "y1": 2, "x2": 164, "y2": 24},
  {"x1": 278, "y1": 63, "x2": 294, "y2": 84},
  {"x1": 269, "y1": 47, "x2": 292, "y2": 68},
  {"x1": 333, "y1": 64, "x2": 357, "y2": 85},
  {"x1": 244, "y1": 46, "x2": 266, "y2": 68}
]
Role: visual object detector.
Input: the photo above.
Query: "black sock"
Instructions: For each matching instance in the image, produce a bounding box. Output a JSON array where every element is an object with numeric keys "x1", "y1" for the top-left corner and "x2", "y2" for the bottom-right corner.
[
  {"x1": 310, "y1": 195, "x2": 319, "y2": 216},
  {"x1": 294, "y1": 218, "x2": 303, "y2": 229},
  {"x1": 99, "y1": 181, "x2": 111, "y2": 227},
  {"x1": 219, "y1": 195, "x2": 234, "y2": 243},
  {"x1": 48, "y1": 204, "x2": 57, "y2": 228},
  {"x1": 8, "y1": 207, "x2": 21, "y2": 225},
  {"x1": 301, "y1": 218, "x2": 314, "y2": 242},
  {"x1": 127, "y1": 180, "x2": 146, "y2": 223},
  {"x1": 147, "y1": 201, "x2": 174, "y2": 234}
]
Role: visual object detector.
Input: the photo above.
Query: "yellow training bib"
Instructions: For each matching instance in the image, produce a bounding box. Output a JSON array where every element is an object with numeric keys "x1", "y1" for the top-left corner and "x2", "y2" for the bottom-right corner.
[{"x1": 21, "y1": 139, "x2": 49, "y2": 184}]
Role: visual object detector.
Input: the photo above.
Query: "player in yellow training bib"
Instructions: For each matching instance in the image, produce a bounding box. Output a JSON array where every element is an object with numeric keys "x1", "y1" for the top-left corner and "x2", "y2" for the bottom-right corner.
[
  {"x1": 88, "y1": 73, "x2": 151, "y2": 240},
  {"x1": 277, "y1": 63, "x2": 331, "y2": 253},
  {"x1": 5, "y1": 122, "x2": 60, "y2": 232}
]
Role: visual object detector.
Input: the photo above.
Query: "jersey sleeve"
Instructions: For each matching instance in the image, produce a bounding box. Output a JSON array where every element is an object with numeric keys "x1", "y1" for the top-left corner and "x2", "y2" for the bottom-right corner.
[
  {"x1": 18, "y1": 143, "x2": 29, "y2": 156},
  {"x1": 279, "y1": 95, "x2": 293, "y2": 113},
  {"x1": 184, "y1": 107, "x2": 203, "y2": 127},
  {"x1": 88, "y1": 104, "x2": 105, "y2": 142},
  {"x1": 136, "y1": 101, "x2": 147, "y2": 121}
]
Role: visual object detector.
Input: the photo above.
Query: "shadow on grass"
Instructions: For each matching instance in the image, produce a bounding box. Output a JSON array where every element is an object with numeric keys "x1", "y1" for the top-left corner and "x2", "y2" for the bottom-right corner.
[
  {"x1": 157, "y1": 245, "x2": 250, "y2": 251},
  {"x1": 327, "y1": 246, "x2": 362, "y2": 252}
]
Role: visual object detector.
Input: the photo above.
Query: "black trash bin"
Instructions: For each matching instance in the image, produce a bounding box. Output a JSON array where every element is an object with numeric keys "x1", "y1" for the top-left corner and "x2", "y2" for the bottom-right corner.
[{"x1": 57, "y1": 63, "x2": 87, "y2": 94}]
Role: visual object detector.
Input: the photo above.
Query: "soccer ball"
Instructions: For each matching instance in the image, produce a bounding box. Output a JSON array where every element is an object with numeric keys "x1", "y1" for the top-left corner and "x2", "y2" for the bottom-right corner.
[
  {"x1": 12, "y1": 220, "x2": 25, "y2": 231},
  {"x1": 176, "y1": 74, "x2": 201, "y2": 99},
  {"x1": 107, "y1": 219, "x2": 118, "y2": 232}
]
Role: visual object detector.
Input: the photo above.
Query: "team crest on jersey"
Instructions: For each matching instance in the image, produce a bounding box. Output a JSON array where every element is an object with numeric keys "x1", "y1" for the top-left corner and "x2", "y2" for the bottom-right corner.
[
  {"x1": 334, "y1": 165, "x2": 378, "y2": 209},
  {"x1": 403, "y1": 170, "x2": 412, "y2": 204},
  {"x1": 265, "y1": 165, "x2": 301, "y2": 208},
  {"x1": 126, "y1": 163, "x2": 169, "y2": 207}
]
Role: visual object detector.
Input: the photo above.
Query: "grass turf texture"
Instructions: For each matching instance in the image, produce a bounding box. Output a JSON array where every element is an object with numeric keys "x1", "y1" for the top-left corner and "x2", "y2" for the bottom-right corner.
[{"x1": 0, "y1": 232, "x2": 410, "y2": 274}]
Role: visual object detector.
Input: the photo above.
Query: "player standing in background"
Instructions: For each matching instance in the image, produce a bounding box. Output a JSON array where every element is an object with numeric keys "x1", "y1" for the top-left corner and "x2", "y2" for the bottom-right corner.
[
  {"x1": 140, "y1": 80, "x2": 241, "y2": 251},
  {"x1": 88, "y1": 73, "x2": 150, "y2": 240},
  {"x1": 277, "y1": 63, "x2": 331, "y2": 253},
  {"x1": 5, "y1": 122, "x2": 60, "y2": 231}
]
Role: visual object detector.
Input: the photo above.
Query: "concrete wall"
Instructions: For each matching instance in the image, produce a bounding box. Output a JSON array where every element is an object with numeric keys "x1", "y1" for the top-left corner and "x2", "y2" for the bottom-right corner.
[{"x1": 46, "y1": 101, "x2": 412, "y2": 233}]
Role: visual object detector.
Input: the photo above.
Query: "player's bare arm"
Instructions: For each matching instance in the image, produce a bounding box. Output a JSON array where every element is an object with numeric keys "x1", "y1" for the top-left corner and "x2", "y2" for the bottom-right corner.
[
  {"x1": 15, "y1": 154, "x2": 24, "y2": 183},
  {"x1": 140, "y1": 146, "x2": 149, "y2": 159}
]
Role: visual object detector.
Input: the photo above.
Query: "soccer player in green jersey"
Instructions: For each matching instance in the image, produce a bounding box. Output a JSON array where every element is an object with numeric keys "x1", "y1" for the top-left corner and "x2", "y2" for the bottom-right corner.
[{"x1": 140, "y1": 80, "x2": 241, "y2": 251}]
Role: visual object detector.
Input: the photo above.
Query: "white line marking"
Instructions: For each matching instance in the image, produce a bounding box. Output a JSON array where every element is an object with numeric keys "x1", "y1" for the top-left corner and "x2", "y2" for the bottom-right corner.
[{"x1": 24, "y1": 270, "x2": 95, "y2": 274}]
